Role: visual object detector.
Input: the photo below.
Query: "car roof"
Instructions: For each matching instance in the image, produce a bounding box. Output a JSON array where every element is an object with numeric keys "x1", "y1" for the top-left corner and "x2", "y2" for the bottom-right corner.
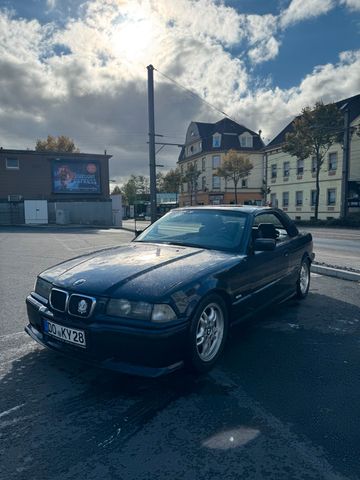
[{"x1": 172, "y1": 205, "x2": 274, "y2": 215}]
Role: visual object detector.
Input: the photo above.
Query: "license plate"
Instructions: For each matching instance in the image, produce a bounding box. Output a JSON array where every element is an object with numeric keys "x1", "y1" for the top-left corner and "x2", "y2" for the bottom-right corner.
[{"x1": 43, "y1": 319, "x2": 86, "y2": 348}]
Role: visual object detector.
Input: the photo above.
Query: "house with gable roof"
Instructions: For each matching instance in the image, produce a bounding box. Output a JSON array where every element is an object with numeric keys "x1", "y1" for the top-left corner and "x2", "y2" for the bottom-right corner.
[
  {"x1": 177, "y1": 118, "x2": 265, "y2": 206},
  {"x1": 264, "y1": 94, "x2": 360, "y2": 220}
]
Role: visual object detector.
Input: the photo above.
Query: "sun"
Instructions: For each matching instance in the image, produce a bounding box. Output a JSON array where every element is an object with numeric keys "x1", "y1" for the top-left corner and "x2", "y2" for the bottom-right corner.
[{"x1": 112, "y1": 16, "x2": 155, "y2": 63}]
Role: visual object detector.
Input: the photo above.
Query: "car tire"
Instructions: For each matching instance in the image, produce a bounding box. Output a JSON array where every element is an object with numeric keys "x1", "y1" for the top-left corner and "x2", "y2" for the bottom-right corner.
[
  {"x1": 296, "y1": 258, "x2": 310, "y2": 299},
  {"x1": 186, "y1": 294, "x2": 228, "y2": 374}
]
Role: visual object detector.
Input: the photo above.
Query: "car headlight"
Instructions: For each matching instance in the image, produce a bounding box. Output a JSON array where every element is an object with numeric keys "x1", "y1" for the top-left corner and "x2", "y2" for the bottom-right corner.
[
  {"x1": 107, "y1": 299, "x2": 152, "y2": 320},
  {"x1": 34, "y1": 277, "x2": 52, "y2": 300},
  {"x1": 106, "y1": 299, "x2": 177, "y2": 323},
  {"x1": 151, "y1": 304, "x2": 177, "y2": 323}
]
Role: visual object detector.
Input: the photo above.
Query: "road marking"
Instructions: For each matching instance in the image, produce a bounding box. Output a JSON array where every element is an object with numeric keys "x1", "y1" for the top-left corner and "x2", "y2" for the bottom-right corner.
[{"x1": 0, "y1": 403, "x2": 25, "y2": 419}]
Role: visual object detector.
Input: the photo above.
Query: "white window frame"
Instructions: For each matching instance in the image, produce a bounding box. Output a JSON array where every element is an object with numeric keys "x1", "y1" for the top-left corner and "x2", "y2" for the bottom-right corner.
[
  {"x1": 328, "y1": 152, "x2": 337, "y2": 171},
  {"x1": 212, "y1": 175, "x2": 220, "y2": 189},
  {"x1": 283, "y1": 161, "x2": 290, "y2": 177},
  {"x1": 282, "y1": 192, "x2": 289, "y2": 207},
  {"x1": 212, "y1": 134, "x2": 221, "y2": 148},
  {"x1": 327, "y1": 188, "x2": 336, "y2": 205},
  {"x1": 239, "y1": 132, "x2": 253, "y2": 148},
  {"x1": 212, "y1": 155, "x2": 221, "y2": 169},
  {"x1": 271, "y1": 164, "x2": 277, "y2": 179},
  {"x1": 296, "y1": 191, "x2": 303, "y2": 206}
]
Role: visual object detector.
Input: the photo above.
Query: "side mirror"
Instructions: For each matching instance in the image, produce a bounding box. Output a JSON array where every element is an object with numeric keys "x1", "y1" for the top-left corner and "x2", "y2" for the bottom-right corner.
[
  {"x1": 254, "y1": 238, "x2": 276, "y2": 251},
  {"x1": 134, "y1": 229, "x2": 144, "y2": 238}
]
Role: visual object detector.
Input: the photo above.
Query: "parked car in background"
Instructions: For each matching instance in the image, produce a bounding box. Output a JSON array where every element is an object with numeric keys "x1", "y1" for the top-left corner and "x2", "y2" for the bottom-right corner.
[{"x1": 25, "y1": 206, "x2": 314, "y2": 376}]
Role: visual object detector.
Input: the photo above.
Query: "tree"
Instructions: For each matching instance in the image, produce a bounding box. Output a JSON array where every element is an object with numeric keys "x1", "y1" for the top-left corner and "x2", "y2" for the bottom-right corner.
[
  {"x1": 35, "y1": 135, "x2": 80, "y2": 153},
  {"x1": 183, "y1": 164, "x2": 201, "y2": 205},
  {"x1": 111, "y1": 185, "x2": 121, "y2": 195},
  {"x1": 121, "y1": 176, "x2": 137, "y2": 205},
  {"x1": 283, "y1": 101, "x2": 343, "y2": 220},
  {"x1": 161, "y1": 168, "x2": 182, "y2": 195},
  {"x1": 217, "y1": 149, "x2": 253, "y2": 204}
]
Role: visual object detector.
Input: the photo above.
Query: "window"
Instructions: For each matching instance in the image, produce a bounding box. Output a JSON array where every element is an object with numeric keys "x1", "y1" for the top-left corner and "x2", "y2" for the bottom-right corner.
[
  {"x1": 202, "y1": 176, "x2": 206, "y2": 191},
  {"x1": 296, "y1": 191, "x2": 303, "y2": 206},
  {"x1": 212, "y1": 155, "x2": 221, "y2": 169},
  {"x1": 311, "y1": 190, "x2": 317, "y2": 207},
  {"x1": 239, "y1": 132, "x2": 253, "y2": 148},
  {"x1": 271, "y1": 164, "x2": 277, "y2": 179},
  {"x1": 311, "y1": 157, "x2": 317, "y2": 174},
  {"x1": 212, "y1": 134, "x2": 221, "y2": 148},
  {"x1": 297, "y1": 159, "x2": 304, "y2": 176},
  {"x1": 6, "y1": 158, "x2": 19, "y2": 169},
  {"x1": 283, "y1": 161, "x2": 290, "y2": 177},
  {"x1": 328, "y1": 152, "x2": 337, "y2": 171},
  {"x1": 212, "y1": 175, "x2": 220, "y2": 189},
  {"x1": 202, "y1": 157, "x2": 206, "y2": 172},
  {"x1": 253, "y1": 212, "x2": 290, "y2": 242},
  {"x1": 327, "y1": 188, "x2": 336, "y2": 205},
  {"x1": 241, "y1": 178, "x2": 247, "y2": 188},
  {"x1": 282, "y1": 191, "x2": 289, "y2": 207},
  {"x1": 270, "y1": 193, "x2": 277, "y2": 207}
]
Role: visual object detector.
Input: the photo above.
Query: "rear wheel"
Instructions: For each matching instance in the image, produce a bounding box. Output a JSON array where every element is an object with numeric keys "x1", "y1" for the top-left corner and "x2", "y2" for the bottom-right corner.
[
  {"x1": 296, "y1": 258, "x2": 310, "y2": 299},
  {"x1": 186, "y1": 294, "x2": 228, "y2": 374}
]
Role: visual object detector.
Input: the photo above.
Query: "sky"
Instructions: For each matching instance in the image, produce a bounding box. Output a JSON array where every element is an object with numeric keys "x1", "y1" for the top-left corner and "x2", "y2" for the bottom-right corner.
[{"x1": 0, "y1": 0, "x2": 359, "y2": 185}]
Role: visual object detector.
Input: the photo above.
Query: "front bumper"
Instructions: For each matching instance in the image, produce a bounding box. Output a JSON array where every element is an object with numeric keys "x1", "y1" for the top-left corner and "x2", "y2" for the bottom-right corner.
[{"x1": 25, "y1": 294, "x2": 188, "y2": 377}]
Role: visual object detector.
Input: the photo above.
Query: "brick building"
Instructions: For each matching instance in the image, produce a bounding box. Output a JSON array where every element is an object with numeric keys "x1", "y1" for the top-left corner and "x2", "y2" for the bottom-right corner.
[{"x1": 0, "y1": 149, "x2": 112, "y2": 225}]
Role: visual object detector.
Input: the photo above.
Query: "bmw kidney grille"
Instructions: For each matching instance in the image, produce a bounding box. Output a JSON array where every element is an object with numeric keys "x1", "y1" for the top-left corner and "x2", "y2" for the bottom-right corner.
[{"x1": 50, "y1": 288, "x2": 95, "y2": 318}]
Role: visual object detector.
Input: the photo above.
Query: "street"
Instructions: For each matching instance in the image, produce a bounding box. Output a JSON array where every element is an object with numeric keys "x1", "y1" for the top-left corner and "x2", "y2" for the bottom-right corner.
[{"x1": 0, "y1": 227, "x2": 360, "y2": 480}]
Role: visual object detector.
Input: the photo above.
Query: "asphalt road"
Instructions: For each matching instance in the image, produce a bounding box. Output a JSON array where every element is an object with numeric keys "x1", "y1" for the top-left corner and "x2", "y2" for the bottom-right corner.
[
  {"x1": 1, "y1": 227, "x2": 360, "y2": 480},
  {"x1": 304, "y1": 227, "x2": 360, "y2": 271}
]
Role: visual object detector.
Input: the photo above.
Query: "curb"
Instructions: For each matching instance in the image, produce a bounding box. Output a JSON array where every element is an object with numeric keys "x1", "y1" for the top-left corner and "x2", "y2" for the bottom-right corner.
[{"x1": 312, "y1": 264, "x2": 360, "y2": 282}]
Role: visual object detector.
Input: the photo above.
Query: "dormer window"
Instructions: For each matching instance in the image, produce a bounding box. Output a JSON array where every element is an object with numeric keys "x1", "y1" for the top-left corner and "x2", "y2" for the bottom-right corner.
[
  {"x1": 212, "y1": 133, "x2": 221, "y2": 148},
  {"x1": 239, "y1": 132, "x2": 253, "y2": 148}
]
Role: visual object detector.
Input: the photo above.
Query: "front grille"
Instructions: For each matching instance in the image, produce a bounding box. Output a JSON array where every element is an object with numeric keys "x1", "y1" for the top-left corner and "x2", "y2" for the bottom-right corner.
[
  {"x1": 68, "y1": 294, "x2": 96, "y2": 318},
  {"x1": 50, "y1": 289, "x2": 68, "y2": 312}
]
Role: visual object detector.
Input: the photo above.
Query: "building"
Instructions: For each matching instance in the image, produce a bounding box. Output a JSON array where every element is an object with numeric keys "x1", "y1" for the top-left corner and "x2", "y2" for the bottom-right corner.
[
  {"x1": 264, "y1": 94, "x2": 360, "y2": 220},
  {"x1": 0, "y1": 149, "x2": 113, "y2": 225},
  {"x1": 177, "y1": 118, "x2": 264, "y2": 206}
]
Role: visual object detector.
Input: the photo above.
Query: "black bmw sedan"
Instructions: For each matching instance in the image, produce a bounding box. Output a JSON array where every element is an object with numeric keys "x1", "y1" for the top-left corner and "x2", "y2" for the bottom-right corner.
[{"x1": 25, "y1": 206, "x2": 314, "y2": 377}]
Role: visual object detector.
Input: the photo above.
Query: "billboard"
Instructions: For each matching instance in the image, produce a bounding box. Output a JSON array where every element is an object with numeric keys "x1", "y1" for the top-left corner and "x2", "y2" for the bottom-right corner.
[{"x1": 52, "y1": 160, "x2": 101, "y2": 194}]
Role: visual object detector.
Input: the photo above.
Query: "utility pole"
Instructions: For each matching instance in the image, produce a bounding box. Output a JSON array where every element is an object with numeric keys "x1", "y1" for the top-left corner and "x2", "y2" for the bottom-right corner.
[
  {"x1": 340, "y1": 107, "x2": 350, "y2": 219},
  {"x1": 147, "y1": 64, "x2": 157, "y2": 224}
]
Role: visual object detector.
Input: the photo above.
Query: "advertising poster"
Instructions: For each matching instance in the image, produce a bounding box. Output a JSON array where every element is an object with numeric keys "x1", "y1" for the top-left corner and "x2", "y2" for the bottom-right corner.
[{"x1": 52, "y1": 160, "x2": 101, "y2": 194}]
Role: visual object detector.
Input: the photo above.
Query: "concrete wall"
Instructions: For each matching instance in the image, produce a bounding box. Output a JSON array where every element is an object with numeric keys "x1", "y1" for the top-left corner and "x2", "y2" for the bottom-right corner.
[{"x1": 53, "y1": 201, "x2": 112, "y2": 226}]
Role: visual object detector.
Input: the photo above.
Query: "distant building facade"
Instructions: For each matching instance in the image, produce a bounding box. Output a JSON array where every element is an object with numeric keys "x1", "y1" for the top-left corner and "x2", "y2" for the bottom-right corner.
[
  {"x1": 0, "y1": 149, "x2": 112, "y2": 225},
  {"x1": 264, "y1": 94, "x2": 360, "y2": 220},
  {"x1": 177, "y1": 118, "x2": 264, "y2": 206}
]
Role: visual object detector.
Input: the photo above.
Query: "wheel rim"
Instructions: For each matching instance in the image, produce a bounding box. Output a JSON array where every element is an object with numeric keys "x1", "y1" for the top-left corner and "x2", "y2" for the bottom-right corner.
[
  {"x1": 300, "y1": 262, "x2": 310, "y2": 294},
  {"x1": 196, "y1": 302, "x2": 224, "y2": 362}
]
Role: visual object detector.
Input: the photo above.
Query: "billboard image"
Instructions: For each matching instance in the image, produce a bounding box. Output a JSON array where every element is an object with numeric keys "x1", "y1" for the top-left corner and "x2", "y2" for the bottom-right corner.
[{"x1": 52, "y1": 160, "x2": 101, "y2": 194}]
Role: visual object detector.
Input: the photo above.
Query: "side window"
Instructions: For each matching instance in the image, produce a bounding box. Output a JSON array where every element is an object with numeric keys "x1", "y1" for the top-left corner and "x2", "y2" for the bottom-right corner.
[{"x1": 253, "y1": 213, "x2": 290, "y2": 243}]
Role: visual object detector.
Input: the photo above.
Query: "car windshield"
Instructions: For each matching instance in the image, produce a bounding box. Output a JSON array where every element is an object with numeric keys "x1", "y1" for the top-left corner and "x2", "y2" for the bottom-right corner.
[{"x1": 135, "y1": 209, "x2": 248, "y2": 251}]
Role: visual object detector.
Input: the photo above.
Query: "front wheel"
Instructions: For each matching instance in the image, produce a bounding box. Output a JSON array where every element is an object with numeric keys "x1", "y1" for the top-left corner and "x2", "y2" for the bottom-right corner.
[
  {"x1": 186, "y1": 294, "x2": 228, "y2": 374},
  {"x1": 296, "y1": 258, "x2": 310, "y2": 299}
]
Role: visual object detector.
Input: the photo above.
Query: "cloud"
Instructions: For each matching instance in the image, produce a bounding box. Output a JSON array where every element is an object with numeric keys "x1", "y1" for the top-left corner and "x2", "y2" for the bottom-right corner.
[
  {"x1": 0, "y1": 0, "x2": 359, "y2": 183},
  {"x1": 339, "y1": 0, "x2": 360, "y2": 10},
  {"x1": 280, "y1": 0, "x2": 335, "y2": 28}
]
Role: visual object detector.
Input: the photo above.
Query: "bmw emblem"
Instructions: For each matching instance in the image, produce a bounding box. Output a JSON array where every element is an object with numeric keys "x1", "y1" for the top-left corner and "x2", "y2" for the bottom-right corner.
[{"x1": 77, "y1": 299, "x2": 88, "y2": 315}]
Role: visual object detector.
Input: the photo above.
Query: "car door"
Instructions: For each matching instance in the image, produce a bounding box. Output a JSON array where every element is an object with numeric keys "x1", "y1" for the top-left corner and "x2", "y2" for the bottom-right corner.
[{"x1": 231, "y1": 212, "x2": 293, "y2": 315}]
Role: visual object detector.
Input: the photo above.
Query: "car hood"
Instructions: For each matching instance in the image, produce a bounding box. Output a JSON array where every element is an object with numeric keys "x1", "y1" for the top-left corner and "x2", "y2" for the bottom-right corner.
[{"x1": 41, "y1": 242, "x2": 239, "y2": 299}]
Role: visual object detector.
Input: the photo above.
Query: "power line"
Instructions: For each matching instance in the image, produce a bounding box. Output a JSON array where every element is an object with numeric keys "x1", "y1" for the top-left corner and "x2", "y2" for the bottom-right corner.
[{"x1": 154, "y1": 67, "x2": 239, "y2": 124}]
